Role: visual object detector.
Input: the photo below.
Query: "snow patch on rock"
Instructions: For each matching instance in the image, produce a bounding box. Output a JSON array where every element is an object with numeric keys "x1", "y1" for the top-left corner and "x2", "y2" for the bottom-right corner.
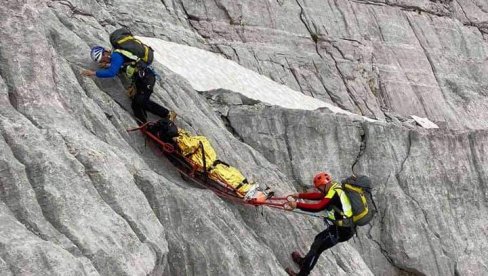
[{"x1": 139, "y1": 37, "x2": 375, "y2": 122}]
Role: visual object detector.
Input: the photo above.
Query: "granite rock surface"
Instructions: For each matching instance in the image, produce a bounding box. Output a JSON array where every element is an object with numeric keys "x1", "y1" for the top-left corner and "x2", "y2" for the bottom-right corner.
[{"x1": 0, "y1": 0, "x2": 487, "y2": 275}]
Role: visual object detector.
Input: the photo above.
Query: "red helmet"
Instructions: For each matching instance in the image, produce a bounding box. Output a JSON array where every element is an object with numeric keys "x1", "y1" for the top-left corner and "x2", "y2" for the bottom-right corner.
[{"x1": 313, "y1": 172, "x2": 332, "y2": 188}]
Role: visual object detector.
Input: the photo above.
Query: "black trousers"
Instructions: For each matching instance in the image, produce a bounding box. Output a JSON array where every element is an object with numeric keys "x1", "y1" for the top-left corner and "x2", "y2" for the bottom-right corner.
[
  {"x1": 131, "y1": 69, "x2": 169, "y2": 124},
  {"x1": 298, "y1": 225, "x2": 355, "y2": 276}
]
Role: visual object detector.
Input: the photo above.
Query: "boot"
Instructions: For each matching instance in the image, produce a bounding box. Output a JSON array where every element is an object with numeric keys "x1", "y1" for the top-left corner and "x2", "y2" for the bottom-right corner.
[
  {"x1": 292, "y1": 251, "x2": 304, "y2": 267},
  {"x1": 168, "y1": 111, "x2": 177, "y2": 121},
  {"x1": 263, "y1": 187, "x2": 274, "y2": 199},
  {"x1": 285, "y1": 267, "x2": 297, "y2": 276}
]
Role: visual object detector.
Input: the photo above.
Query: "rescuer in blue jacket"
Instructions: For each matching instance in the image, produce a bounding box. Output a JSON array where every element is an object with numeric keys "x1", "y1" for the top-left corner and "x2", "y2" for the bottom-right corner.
[{"x1": 81, "y1": 46, "x2": 172, "y2": 124}]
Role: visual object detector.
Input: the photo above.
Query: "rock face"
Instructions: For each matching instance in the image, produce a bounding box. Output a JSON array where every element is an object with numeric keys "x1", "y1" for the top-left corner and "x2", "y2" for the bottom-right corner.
[
  {"x1": 227, "y1": 105, "x2": 488, "y2": 276},
  {"x1": 0, "y1": 1, "x2": 487, "y2": 276},
  {"x1": 180, "y1": 0, "x2": 488, "y2": 130}
]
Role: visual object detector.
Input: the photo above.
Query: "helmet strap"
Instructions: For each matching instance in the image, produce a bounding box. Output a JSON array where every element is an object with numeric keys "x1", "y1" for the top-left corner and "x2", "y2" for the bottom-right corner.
[
  {"x1": 323, "y1": 181, "x2": 333, "y2": 193},
  {"x1": 318, "y1": 185, "x2": 326, "y2": 194}
]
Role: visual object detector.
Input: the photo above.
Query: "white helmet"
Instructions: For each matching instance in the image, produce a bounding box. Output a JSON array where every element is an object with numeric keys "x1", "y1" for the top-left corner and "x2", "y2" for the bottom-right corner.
[{"x1": 90, "y1": 46, "x2": 105, "y2": 62}]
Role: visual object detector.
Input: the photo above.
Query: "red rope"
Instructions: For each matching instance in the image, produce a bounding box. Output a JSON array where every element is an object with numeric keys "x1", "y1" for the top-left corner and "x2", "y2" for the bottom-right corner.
[
  {"x1": 267, "y1": 196, "x2": 290, "y2": 201},
  {"x1": 127, "y1": 122, "x2": 150, "y2": 132}
]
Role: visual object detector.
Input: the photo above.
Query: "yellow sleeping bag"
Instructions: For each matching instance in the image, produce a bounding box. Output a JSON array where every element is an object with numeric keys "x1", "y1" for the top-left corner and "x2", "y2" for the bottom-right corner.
[
  {"x1": 175, "y1": 130, "x2": 264, "y2": 201},
  {"x1": 209, "y1": 163, "x2": 255, "y2": 196},
  {"x1": 176, "y1": 129, "x2": 217, "y2": 170}
]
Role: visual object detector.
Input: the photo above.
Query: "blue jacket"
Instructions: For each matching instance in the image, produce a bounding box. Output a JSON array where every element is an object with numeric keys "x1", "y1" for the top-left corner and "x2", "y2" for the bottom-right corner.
[{"x1": 95, "y1": 52, "x2": 125, "y2": 78}]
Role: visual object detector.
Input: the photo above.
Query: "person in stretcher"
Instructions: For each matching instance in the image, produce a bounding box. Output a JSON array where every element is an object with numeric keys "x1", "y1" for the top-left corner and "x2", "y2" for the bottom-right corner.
[{"x1": 145, "y1": 118, "x2": 273, "y2": 203}]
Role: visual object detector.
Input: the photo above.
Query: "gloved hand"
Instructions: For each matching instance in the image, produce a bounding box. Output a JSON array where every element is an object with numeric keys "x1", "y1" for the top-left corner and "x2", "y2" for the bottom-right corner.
[
  {"x1": 127, "y1": 85, "x2": 137, "y2": 98},
  {"x1": 81, "y1": 70, "x2": 96, "y2": 77},
  {"x1": 283, "y1": 201, "x2": 297, "y2": 211},
  {"x1": 287, "y1": 193, "x2": 299, "y2": 201}
]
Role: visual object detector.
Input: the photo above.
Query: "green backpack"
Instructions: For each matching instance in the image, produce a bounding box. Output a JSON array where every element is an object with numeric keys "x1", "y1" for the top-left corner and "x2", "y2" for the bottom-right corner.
[
  {"x1": 109, "y1": 28, "x2": 154, "y2": 66},
  {"x1": 340, "y1": 175, "x2": 377, "y2": 226}
]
